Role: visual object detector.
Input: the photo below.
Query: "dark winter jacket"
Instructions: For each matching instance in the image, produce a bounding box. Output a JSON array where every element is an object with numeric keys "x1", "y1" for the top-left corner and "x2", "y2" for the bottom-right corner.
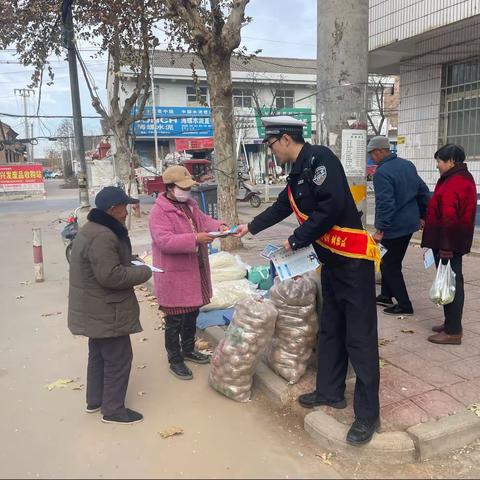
[
  {"x1": 421, "y1": 163, "x2": 477, "y2": 254},
  {"x1": 373, "y1": 153, "x2": 430, "y2": 239},
  {"x1": 68, "y1": 208, "x2": 152, "y2": 338},
  {"x1": 248, "y1": 143, "x2": 363, "y2": 266}
]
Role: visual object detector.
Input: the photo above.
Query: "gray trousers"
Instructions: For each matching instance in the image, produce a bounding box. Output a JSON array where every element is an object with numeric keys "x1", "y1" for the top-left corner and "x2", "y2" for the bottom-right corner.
[{"x1": 86, "y1": 335, "x2": 133, "y2": 416}]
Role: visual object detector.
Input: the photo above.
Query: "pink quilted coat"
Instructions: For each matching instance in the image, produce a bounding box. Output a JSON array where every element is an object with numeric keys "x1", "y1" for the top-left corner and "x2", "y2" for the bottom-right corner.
[{"x1": 149, "y1": 194, "x2": 224, "y2": 308}]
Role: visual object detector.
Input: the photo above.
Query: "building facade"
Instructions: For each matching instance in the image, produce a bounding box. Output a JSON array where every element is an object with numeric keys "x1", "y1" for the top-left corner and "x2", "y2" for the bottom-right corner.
[
  {"x1": 107, "y1": 51, "x2": 395, "y2": 182},
  {"x1": 369, "y1": 0, "x2": 480, "y2": 189},
  {"x1": 0, "y1": 122, "x2": 26, "y2": 164}
]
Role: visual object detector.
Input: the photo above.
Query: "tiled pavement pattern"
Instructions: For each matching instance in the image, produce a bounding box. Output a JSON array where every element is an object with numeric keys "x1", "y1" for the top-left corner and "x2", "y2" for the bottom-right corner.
[{"x1": 231, "y1": 212, "x2": 480, "y2": 433}]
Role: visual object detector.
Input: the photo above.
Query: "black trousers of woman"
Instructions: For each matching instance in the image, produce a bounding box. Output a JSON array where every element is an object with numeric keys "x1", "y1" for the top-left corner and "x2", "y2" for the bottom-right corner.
[
  {"x1": 164, "y1": 310, "x2": 199, "y2": 364},
  {"x1": 434, "y1": 252, "x2": 464, "y2": 335}
]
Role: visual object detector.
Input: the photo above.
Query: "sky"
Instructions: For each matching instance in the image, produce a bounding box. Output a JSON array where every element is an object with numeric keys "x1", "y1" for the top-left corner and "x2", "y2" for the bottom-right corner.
[{"x1": 0, "y1": 0, "x2": 317, "y2": 157}]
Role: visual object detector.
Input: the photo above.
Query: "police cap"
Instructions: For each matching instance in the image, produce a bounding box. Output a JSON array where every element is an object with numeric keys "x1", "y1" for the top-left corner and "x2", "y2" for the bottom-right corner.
[{"x1": 261, "y1": 115, "x2": 306, "y2": 143}]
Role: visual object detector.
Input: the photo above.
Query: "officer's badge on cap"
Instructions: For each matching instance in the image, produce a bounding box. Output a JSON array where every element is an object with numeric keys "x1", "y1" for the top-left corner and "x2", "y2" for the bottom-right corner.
[{"x1": 261, "y1": 115, "x2": 306, "y2": 142}]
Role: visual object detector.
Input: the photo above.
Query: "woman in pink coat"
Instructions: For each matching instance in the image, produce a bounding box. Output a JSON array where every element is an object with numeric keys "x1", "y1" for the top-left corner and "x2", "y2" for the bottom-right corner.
[{"x1": 149, "y1": 165, "x2": 227, "y2": 380}]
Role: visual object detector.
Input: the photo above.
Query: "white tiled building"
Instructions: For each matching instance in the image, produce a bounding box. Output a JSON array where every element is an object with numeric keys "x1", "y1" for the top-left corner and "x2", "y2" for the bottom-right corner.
[{"x1": 369, "y1": 0, "x2": 480, "y2": 189}]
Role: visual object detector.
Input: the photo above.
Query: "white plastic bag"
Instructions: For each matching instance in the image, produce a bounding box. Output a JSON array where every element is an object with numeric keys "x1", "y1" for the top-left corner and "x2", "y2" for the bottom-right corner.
[
  {"x1": 429, "y1": 260, "x2": 456, "y2": 305},
  {"x1": 209, "y1": 252, "x2": 248, "y2": 282},
  {"x1": 209, "y1": 297, "x2": 278, "y2": 402},
  {"x1": 201, "y1": 278, "x2": 258, "y2": 311}
]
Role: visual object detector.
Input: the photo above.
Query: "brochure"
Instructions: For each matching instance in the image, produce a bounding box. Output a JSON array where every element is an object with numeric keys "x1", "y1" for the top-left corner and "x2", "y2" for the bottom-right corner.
[
  {"x1": 270, "y1": 245, "x2": 320, "y2": 281},
  {"x1": 131, "y1": 260, "x2": 163, "y2": 273},
  {"x1": 208, "y1": 226, "x2": 238, "y2": 238}
]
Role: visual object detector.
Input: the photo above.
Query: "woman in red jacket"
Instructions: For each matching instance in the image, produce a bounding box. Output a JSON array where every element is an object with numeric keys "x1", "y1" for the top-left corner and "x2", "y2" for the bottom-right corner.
[{"x1": 422, "y1": 144, "x2": 477, "y2": 345}]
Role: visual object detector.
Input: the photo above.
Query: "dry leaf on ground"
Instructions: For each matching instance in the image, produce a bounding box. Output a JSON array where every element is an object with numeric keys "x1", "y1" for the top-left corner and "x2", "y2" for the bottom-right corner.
[
  {"x1": 195, "y1": 339, "x2": 210, "y2": 351},
  {"x1": 397, "y1": 315, "x2": 406, "y2": 320},
  {"x1": 19, "y1": 281, "x2": 30, "y2": 285},
  {"x1": 136, "y1": 365, "x2": 147, "y2": 369},
  {"x1": 140, "y1": 337, "x2": 148, "y2": 342},
  {"x1": 158, "y1": 426, "x2": 184, "y2": 439},
  {"x1": 316, "y1": 452, "x2": 335, "y2": 465},
  {"x1": 378, "y1": 338, "x2": 392, "y2": 347},
  {"x1": 153, "y1": 325, "x2": 164, "y2": 331},
  {"x1": 379, "y1": 359, "x2": 387, "y2": 369},
  {"x1": 41, "y1": 312, "x2": 62, "y2": 317},
  {"x1": 401, "y1": 329, "x2": 415, "y2": 334},
  {"x1": 71, "y1": 383, "x2": 85, "y2": 391},
  {"x1": 16, "y1": 295, "x2": 24, "y2": 300},
  {"x1": 45, "y1": 378, "x2": 74, "y2": 391},
  {"x1": 467, "y1": 404, "x2": 480, "y2": 417},
  {"x1": 137, "y1": 391, "x2": 147, "y2": 396},
  {"x1": 149, "y1": 302, "x2": 157, "y2": 307}
]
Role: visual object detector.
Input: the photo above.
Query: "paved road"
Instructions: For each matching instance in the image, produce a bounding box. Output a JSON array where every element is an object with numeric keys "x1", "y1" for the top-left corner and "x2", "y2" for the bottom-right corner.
[{"x1": 0, "y1": 182, "x2": 340, "y2": 479}]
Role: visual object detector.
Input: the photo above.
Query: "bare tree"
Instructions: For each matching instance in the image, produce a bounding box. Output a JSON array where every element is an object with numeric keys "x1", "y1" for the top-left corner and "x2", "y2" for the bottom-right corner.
[
  {"x1": 0, "y1": 0, "x2": 159, "y2": 187},
  {"x1": 160, "y1": 0, "x2": 251, "y2": 250},
  {"x1": 367, "y1": 76, "x2": 396, "y2": 136}
]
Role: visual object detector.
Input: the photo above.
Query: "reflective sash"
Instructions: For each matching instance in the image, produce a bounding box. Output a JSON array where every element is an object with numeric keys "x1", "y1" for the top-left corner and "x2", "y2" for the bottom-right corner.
[{"x1": 287, "y1": 186, "x2": 380, "y2": 270}]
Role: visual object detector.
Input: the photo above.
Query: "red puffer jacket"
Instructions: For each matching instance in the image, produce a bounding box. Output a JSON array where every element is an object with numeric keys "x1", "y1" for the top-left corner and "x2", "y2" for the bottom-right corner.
[{"x1": 421, "y1": 163, "x2": 477, "y2": 254}]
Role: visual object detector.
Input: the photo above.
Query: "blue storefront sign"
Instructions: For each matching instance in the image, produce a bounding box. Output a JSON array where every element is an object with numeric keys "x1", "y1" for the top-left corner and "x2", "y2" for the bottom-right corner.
[{"x1": 131, "y1": 106, "x2": 213, "y2": 138}]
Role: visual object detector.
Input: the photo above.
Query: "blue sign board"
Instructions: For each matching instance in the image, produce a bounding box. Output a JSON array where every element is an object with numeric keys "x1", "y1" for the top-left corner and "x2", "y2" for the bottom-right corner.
[{"x1": 131, "y1": 106, "x2": 213, "y2": 138}]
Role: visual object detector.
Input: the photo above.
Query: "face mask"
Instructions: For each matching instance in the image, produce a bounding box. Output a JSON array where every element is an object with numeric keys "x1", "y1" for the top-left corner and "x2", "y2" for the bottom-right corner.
[{"x1": 173, "y1": 186, "x2": 191, "y2": 203}]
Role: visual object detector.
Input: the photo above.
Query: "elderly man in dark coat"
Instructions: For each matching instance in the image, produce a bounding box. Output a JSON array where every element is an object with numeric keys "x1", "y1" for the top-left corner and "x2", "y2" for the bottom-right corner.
[{"x1": 68, "y1": 186, "x2": 152, "y2": 425}]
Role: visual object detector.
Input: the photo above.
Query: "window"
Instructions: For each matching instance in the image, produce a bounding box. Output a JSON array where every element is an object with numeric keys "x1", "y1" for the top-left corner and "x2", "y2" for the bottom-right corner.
[
  {"x1": 233, "y1": 88, "x2": 253, "y2": 108},
  {"x1": 186, "y1": 86, "x2": 208, "y2": 106},
  {"x1": 275, "y1": 89, "x2": 294, "y2": 109},
  {"x1": 440, "y1": 59, "x2": 480, "y2": 158}
]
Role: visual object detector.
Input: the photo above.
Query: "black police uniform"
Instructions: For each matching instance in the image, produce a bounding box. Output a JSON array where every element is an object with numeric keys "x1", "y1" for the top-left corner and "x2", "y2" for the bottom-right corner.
[{"x1": 249, "y1": 142, "x2": 380, "y2": 421}]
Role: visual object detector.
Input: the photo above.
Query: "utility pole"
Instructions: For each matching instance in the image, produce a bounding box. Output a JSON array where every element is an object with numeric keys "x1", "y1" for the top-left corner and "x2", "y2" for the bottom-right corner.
[
  {"x1": 150, "y1": 38, "x2": 161, "y2": 173},
  {"x1": 13, "y1": 88, "x2": 34, "y2": 162},
  {"x1": 316, "y1": 0, "x2": 369, "y2": 224},
  {"x1": 62, "y1": 0, "x2": 89, "y2": 207}
]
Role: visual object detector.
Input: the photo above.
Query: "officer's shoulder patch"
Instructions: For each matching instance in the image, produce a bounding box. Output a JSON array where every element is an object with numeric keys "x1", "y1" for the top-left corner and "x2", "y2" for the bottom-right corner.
[{"x1": 313, "y1": 165, "x2": 327, "y2": 186}]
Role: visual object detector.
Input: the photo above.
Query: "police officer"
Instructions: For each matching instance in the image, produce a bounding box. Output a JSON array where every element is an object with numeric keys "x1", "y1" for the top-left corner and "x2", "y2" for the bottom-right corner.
[{"x1": 235, "y1": 116, "x2": 380, "y2": 445}]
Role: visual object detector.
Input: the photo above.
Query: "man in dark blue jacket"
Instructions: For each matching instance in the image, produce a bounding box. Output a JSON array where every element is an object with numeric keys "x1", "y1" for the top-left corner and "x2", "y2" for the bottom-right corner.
[{"x1": 369, "y1": 136, "x2": 430, "y2": 316}]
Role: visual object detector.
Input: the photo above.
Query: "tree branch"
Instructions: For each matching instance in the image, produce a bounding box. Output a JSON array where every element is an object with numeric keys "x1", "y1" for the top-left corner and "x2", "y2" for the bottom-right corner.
[{"x1": 221, "y1": 0, "x2": 249, "y2": 52}]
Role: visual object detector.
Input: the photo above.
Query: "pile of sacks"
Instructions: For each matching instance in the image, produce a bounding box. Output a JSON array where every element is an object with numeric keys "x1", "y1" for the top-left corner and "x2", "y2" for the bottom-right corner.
[{"x1": 209, "y1": 273, "x2": 320, "y2": 402}]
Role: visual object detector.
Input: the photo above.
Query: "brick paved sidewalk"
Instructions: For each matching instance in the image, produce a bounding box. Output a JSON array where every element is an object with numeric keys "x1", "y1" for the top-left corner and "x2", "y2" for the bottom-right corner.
[{"x1": 133, "y1": 202, "x2": 480, "y2": 433}]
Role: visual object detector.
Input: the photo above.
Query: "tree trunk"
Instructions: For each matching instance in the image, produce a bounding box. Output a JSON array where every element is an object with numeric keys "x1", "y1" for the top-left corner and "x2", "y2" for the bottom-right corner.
[{"x1": 205, "y1": 57, "x2": 241, "y2": 250}]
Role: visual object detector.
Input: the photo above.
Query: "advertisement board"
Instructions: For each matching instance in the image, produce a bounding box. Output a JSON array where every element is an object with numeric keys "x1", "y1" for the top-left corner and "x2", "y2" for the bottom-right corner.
[{"x1": 0, "y1": 164, "x2": 44, "y2": 192}]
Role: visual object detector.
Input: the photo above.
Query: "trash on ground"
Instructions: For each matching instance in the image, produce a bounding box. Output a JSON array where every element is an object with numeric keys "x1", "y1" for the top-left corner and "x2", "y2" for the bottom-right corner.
[
  {"x1": 41, "y1": 312, "x2": 62, "y2": 317},
  {"x1": 137, "y1": 391, "x2": 147, "y2": 396},
  {"x1": 379, "y1": 359, "x2": 387, "y2": 369},
  {"x1": 401, "y1": 328, "x2": 415, "y2": 334},
  {"x1": 136, "y1": 365, "x2": 147, "y2": 369},
  {"x1": 71, "y1": 383, "x2": 85, "y2": 391},
  {"x1": 158, "y1": 426, "x2": 184, "y2": 439}
]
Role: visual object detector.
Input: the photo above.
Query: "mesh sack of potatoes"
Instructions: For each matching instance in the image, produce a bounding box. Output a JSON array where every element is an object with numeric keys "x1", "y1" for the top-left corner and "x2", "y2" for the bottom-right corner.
[
  {"x1": 209, "y1": 296, "x2": 278, "y2": 402},
  {"x1": 265, "y1": 275, "x2": 318, "y2": 384}
]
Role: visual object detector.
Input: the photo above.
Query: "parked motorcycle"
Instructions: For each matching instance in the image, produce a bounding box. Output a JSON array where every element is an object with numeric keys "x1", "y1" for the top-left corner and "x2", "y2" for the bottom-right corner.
[
  {"x1": 237, "y1": 174, "x2": 262, "y2": 208},
  {"x1": 53, "y1": 207, "x2": 81, "y2": 263}
]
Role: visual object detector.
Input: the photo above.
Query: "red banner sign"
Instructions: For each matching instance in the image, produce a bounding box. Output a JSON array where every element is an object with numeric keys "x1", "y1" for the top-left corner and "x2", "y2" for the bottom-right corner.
[
  {"x1": 175, "y1": 138, "x2": 214, "y2": 151},
  {"x1": 0, "y1": 164, "x2": 44, "y2": 191}
]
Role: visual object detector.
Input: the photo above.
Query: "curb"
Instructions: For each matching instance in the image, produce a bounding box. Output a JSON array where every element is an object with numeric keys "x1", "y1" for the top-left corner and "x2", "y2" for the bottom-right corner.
[
  {"x1": 143, "y1": 280, "x2": 480, "y2": 464},
  {"x1": 304, "y1": 410, "x2": 417, "y2": 465}
]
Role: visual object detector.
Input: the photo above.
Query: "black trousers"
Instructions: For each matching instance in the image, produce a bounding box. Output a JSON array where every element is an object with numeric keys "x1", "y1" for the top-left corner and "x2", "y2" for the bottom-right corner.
[
  {"x1": 164, "y1": 310, "x2": 199, "y2": 365},
  {"x1": 380, "y1": 234, "x2": 413, "y2": 310},
  {"x1": 434, "y1": 253, "x2": 464, "y2": 335},
  {"x1": 316, "y1": 259, "x2": 380, "y2": 420},
  {"x1": 86, "y1": 335, "x2": 132, "y2": 416}
]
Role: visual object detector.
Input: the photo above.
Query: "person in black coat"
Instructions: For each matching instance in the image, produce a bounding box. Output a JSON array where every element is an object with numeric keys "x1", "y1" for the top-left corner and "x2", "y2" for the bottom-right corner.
[{"x1": 235, "y1": 116, "x2": 380, "y2": 446}]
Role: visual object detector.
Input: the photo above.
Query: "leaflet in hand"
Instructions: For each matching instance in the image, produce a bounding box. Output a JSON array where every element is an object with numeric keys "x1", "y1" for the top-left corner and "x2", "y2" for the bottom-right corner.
[
  {"x1": 131, "y1": 260, "x2": 163, "y2": 273},
  {"x1": 270, "y1": 245, "x2": 320, "y2": 281},
  {"x1": 208, "y1": 226, "x2": 238, "y2": 238},
  {"x1": 260, "y1": 244, "x2": 282, "y2": 260}
]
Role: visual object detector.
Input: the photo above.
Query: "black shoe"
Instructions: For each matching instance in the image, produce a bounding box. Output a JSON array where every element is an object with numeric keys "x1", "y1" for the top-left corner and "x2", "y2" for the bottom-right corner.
[
  {"x1": 184, "y1": 350, "x2": 210, "y2": 364},
  {"x1": 383, "y1": 304, "x2": 414, "y2": 316},
  {"x1": 376, "y1": 295, "x2": 394, "y2": 307},
  {"x1": 85, "y1": 404, "x2": 101, "y2": 413},
  {"x1": 101, "y1": 408, "x2": 143, "y2": 425},
  {"x1": 346, "y1": 418, "x2": 380, "y2": 445},
  {"x1": 169, "y1": 362, "x2": 193, "y2": 380},
  {"x1": 298, "y1": 392, "x2": 347, "y2": 409}
]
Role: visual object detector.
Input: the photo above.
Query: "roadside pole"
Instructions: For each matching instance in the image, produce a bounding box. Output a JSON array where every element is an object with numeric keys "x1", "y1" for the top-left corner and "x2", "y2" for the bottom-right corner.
[
  {"x1": 62, "y1": 0, "x2": 90, "y2": 209},
  {"x1": 32, "y1": 228, "x2": 44, "y2": 282},
  {"x1": 316, "y1": 0, "x2": 369, "y2": 224}
]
